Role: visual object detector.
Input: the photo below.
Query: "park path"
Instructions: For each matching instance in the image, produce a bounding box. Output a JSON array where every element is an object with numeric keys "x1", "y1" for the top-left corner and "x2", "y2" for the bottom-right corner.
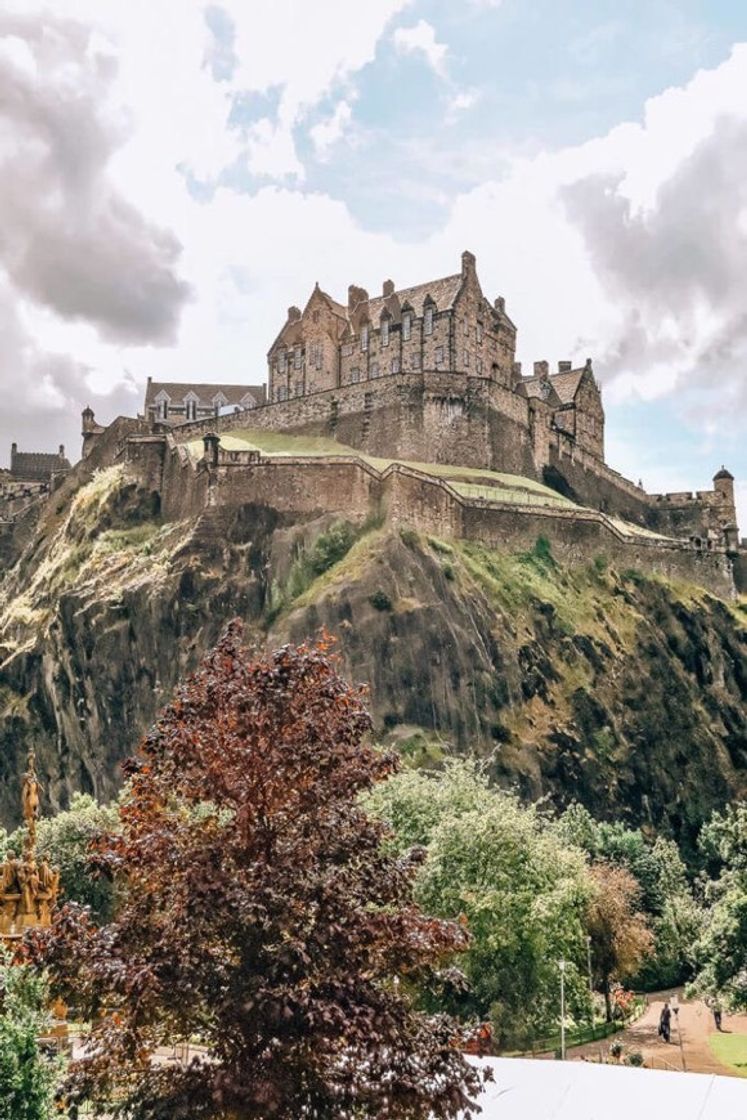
[{"x1": 567, "y1": 990, "x2": 747, "y2": 1076}]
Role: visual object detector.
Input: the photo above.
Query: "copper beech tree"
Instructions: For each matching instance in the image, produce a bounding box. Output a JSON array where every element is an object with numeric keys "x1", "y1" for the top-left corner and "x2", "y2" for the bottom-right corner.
[{"x1": 31, "y1": 624, "x2": 484, "y2": 1119}]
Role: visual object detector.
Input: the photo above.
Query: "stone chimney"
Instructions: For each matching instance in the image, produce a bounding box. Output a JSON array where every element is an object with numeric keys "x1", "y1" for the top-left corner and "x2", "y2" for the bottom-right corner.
[
  {"x1": 347, "y1": 285, "x2": 369, "y2": 313},
  {"x1": 533, "y1": 360, "x2": 549, "y2": 380},
  {"x1": 558, "y1": 360, "x2": 572, "y2": 372},
  {"x1": 494, "y1": 296, "x2": 506, "y2": 313},
  {"x1": 461, "y1": 250, "x2": 476, "y2": 278},
  {"x1": 382, "y1": 279, "x2": 395, "y2": 297},
  {"x1": 58, "y1": 444, "x2": 65, "y2": 458},
  {"x1": 287, "y1": 306, "x2": 301, "y2": 323}
]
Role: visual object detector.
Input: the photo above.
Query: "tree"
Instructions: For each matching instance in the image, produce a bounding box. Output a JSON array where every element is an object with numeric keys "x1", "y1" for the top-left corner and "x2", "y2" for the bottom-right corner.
[
  {"x1": 0, "y1": 956, "x2": 60, "y2": 1120},
  {"x1": 690, "y1": 802, "x2": 747, "y2": 1008},
  {"x1": 33, "y1": 624, "x2": 483, "y2": 1119},
  {"x1": 586, "y1": 864, "x2": 653, "y2": 1021},
  {"x1": 368, "y1": 762, "x2": 593, "y2": 1047}
]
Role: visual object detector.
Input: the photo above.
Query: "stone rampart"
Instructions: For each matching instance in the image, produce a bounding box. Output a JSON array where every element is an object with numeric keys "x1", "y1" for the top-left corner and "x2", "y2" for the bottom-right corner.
[{"x1": 131, "y1": 433, "x2": 736, "y2": 599}]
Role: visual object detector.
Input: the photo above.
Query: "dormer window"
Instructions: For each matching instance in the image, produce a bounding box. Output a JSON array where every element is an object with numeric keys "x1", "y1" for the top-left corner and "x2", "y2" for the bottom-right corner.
[
  {"x1": 403, "y1": 313, "x2": 412, "y2": 341},
  {"x1": 360, "y1": 325, "x2": 369, "y2": 352},
  {"x1": 158, "y1": 399, "x2": 168, "y2": 421},
  {"x1": 424, "y1": 304, "x2": 434, "y2": 335},
  {"x1": 184, "y1": 397, "x2": 197, "y2": 421},
  {"x1": 381, "y1": 318, "x2": 390, "y2": 347}
]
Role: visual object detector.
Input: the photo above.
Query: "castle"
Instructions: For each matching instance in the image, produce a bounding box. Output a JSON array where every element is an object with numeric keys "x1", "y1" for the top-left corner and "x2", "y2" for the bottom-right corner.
[{"x1": 2, "y1": 250, "x2": 744, "y2": 595}]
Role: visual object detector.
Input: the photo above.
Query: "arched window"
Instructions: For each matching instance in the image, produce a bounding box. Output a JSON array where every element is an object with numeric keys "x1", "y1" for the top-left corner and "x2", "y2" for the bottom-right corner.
[
  {"x1": 424, "y1": 303, "x2": 434, "y2": 335},
  {"x1": 360, "y1": 324, "x2": 369, "y2": 352},
  {"x1": 381, "y1": 317, "x2": 390, "y2": 347},
  {"x1": 402, "y1": 312, "x2": 412, "y2": 341}
]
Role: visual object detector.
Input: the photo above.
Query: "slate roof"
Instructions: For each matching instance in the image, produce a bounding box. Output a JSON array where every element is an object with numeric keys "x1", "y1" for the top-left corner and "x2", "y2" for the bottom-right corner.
[
  {"x1": 549, "y1": 367, "x2": 586, "y2": 405},
  {"x1": 367, "y1": 273, "x2": 463, "y2": 321},
  {"x1": 11, "y1": 451, "x2": 70, "y2": 480},
  {"x1": 144, "y1": 381, "x2": 266, "y2": 410}
]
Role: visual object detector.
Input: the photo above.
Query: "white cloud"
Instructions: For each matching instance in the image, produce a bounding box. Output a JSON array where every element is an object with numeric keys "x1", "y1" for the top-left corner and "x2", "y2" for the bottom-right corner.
[
  {"x1": 310, "y1": 100, "x2": 354, "y2": 160},
  {"x1": 446, "y1": 88, "x2": 480, "y2": 120},
  {"x1": 392, "y1": 19, "x2": 448, "y2": 77}
]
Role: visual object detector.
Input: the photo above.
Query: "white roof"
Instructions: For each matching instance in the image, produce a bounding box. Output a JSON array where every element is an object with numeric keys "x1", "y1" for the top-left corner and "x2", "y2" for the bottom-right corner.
[{"x1": 460, "y1": 1057, "x2": 746, "y2": 1119}]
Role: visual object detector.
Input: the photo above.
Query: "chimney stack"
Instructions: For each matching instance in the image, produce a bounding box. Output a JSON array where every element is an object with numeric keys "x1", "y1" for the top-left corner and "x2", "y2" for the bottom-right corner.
[
  {"x1": 287, "y1": 306, "x2": 301, "y2": 323},
  {"x1": 461, "y1": 250, "x2": 476, "y2": 278},
  {"x1": 558, "y1": 361, "x2": 572, "y2": 372},
  {"x1": 382, "y1": 279, "x2": 395, "y2": 297},
  {"x1": 533, "y1": 360, "x2": 549, "y2": 379}
]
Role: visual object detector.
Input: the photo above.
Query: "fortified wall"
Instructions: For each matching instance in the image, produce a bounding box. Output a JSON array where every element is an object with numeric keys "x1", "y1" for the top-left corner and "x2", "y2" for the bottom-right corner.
[
  {"x1": 165, "y1": 373, "x2": 739, "y2": 552},
  {"x1": 116, "y1": 428, "x2": 738, "y2": 599}
]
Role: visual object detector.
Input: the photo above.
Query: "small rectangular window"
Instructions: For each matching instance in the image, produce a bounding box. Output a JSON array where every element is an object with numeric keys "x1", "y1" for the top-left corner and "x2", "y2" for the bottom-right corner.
[
  {"x1": 476, "y1": 321, "x2": 483, "y2": 343},
  {"x1": 381, "y1": 319, "x2": 389, "y2": 347},
  {"x1": 351, "y1": 367, "x2": 360, "y2": 383},
  {"x1": 294, "y1": 345, "x2": 302, "y2": 370},
  {"x1": 411, "y1": 352, "x2": 421, "y2": 370},
  {"x1": 278, "y1": 350, "x2": 287, "y2": 373},
  {"x1": 424, "y1": 306, "x2": 433, "y2": 335},
  {"x1": 463, "y1": 349, "x2": 469, "y2": 368},
  {"x1": 435, "y1": 346, "x2": 444, "y2": 366},
  {"x1": 476, "y1": 357, "x2": 483, "y2": 375},
  {"x1": 361, "y1": 325, "x2": 369, "y2": 352},
  {"x1": 402, "y1": 314, "x2": 411, "y2": 341},
  {"x1": 463, "y1": 320, "x2": 469, "y2": 337},
  {"x1": 391, "y1": 357, "x2": 400, "y2": 374},
  {"x1": 371, "y1": 362, "x2": 380, "y2": 378},
  {"x1": 185, "y1": 400, "x2": 196, "y2": 421}
]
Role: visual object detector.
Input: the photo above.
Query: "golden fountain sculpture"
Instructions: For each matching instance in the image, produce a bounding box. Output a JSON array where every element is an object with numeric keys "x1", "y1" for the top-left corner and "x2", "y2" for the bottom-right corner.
[{"x1": 0, "y1": 749, "x2": 60, "y2": 940}]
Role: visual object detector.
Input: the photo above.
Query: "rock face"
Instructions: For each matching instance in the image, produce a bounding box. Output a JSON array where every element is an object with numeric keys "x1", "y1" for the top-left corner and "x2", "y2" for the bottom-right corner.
[{"x1": 0, "y1": 463, "x2": 745, "y2": 850}]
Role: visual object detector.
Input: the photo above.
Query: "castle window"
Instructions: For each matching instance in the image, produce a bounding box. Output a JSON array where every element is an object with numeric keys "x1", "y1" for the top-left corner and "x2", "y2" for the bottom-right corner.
[
  {"x1": 463, "y1": 349, "x2": 469, "y2": 368},
  {"x1": 411, "y1": 352, "x2": 421, "y2": 370},
  {"x1": 476, "y1": 358, "x2": 483, "y2": 375},
  {"x1": 350, "y1": 367, "x2": 360, "y2": 383},
  {"x1": 424, "y1": 305, "x2": 434, "y2": 335},
  {"x1": 312, "y1": 310, "x2": 320, "y2": 323},
  {"x1": 157, "y1": 399, "x2": 169, "y2": 421},
  {"x1": 312, "y1": 342, "x2": 322, "y2": 370},
  {"x1": 294, "y1": 345, "x2": 303, "y2": 370},
  {"x1": 463, "y1": 320, "x2": 469, "y2": 337},
  {"x1": 435, "y1": 346, "x2": 444, "y2": 366},
  {"x1": 476, "y1": 321, "x2": 483, "y2": 343},
  {"x1": 391, "y1": 357, "x2": 400, "y2": 374},
  {"x1": 371, "y1": 362, "x2": 380, "y2": 378},
  {"x1": 185, "y1": 399, "x2": 197, "y2": 421},
  {"x1": 278, "y1": 386, "x2": 288, "y2": 402},
  {"x1": 402, "y1": 313, "x2": 411, "y2": 341},
  {"x1": 361, "y1": 325, "x2": 369, "y2": 352},
  {"x1": 278, "y1": 349, "x2": 287, "y2": 373},
  {"x1": 381, "y1": 319, "x2": 389, "y2": 347}
]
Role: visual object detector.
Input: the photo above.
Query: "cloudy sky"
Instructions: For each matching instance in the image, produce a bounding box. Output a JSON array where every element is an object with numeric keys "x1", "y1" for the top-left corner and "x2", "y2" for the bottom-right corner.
[{"x1": 1, "y1": 1, "x2": 746, "y2": 526}]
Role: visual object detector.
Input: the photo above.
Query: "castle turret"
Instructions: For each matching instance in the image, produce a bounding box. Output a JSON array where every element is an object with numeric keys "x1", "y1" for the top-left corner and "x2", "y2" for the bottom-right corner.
[
  {"x1": 713, "y1": 467, "x2": 739, "y2": 549},
  {"x1": 81, "y1": 406, "x2": 104, "y2": 459}
]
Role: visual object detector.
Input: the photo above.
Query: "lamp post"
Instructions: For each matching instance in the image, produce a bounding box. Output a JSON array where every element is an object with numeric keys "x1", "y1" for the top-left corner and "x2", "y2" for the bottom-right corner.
[
  {"x1": 559, "y1": 960, "x2": 567, "y2": 1061},
  {"x1": 586, "y1": 935, "x2": 593, "y2": 1023}
]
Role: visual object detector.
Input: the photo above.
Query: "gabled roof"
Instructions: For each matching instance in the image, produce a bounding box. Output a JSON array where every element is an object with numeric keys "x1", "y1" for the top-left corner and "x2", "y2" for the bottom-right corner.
[
  {"x1": 144, "y1": 381, "x2": 266, "y2": 410},
  {"x1": 367, "y1": 273, "x2": 463, "y2": 321},
  {"x1": 550, "y1": 368, "x2": 586, "y2": 405},
  {"x1": 515, "y1": 378, "x2": 563, "y2": 408}
]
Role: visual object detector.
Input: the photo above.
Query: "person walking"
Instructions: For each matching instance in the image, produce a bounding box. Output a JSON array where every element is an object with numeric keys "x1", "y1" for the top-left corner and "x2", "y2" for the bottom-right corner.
[
  {"x1": 658, "y1": 1001, "x2": 672, "y2": 1043},
  {"x1": 712, "y1": 1000, "x2": 723, "y2": 1031}
]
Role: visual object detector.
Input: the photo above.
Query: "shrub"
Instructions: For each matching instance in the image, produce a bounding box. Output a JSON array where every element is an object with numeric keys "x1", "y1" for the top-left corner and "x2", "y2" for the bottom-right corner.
[
  {"x1": 399, "y1": 527, "x2": 419, "y2": 548},
  {"x1": 626, "y1": 1050, "x2": 645, "y2": 1067},
  {"x1": 369, "y1": 589, "x2": 393, "y2": 611}
]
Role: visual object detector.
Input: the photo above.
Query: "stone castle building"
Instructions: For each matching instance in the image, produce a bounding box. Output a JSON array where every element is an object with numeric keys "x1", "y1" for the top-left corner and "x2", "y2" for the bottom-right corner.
[
  {"x1": 267, "y1": 250, "x2": 605, "y2": 462},
  {"x1": 143, "y1": 378, "x2": 266, "y2": 425}
]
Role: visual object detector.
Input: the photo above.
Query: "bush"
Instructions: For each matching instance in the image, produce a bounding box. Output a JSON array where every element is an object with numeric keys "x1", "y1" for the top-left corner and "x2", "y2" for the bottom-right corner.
[
  {"x1": 399, "y1": 527, "x2": 419, "y2": 548},
  {"x1": 369, "y1": 589, "x2": 393, "y2": 611},
  {"x1": 609, "y1": 1040, "x2": 623, "y2": 1060},
  {"x1": 626, "y1": 1050, "x2": 645, "y2": 1067},
  {"x1": 442, "y1": 562, "x2": 455, "y2": 581}
]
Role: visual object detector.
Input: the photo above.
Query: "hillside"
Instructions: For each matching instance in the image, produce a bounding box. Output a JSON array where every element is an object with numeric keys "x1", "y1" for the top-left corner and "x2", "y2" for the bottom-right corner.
[{"x1": 0, "y1": 461, "x2": 745, "y2": 847}]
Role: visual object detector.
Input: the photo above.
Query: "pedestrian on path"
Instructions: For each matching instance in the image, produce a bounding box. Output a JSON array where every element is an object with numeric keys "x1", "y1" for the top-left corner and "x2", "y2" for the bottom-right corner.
[
  {"x1": 658, "y1": 1002, "x2": 672, "y2": 1043},
  {"x1": 712, "y1": 1000, "x2": 723, "y2": 1031}
]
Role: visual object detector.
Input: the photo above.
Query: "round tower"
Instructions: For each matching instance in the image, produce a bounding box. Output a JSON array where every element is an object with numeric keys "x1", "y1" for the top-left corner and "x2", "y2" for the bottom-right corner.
[{"x1": 713, "y1": 465, "x2": 735, "y2": 503}]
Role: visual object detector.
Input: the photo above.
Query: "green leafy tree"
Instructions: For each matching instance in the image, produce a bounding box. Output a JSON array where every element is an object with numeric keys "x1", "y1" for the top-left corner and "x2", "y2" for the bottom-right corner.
[
  {"x1": 0, "y1": 956, "x2": 61, "y2": 1120},
  {"x1": 369, "y1": 762, "x2": 592, "y2": 1047},
  {"x1": 690, "y1": 803, "x2": 747, "y2": 1008},
  {"x1": 33, "y1": 625, "x2": 483, "y2": 1119}
]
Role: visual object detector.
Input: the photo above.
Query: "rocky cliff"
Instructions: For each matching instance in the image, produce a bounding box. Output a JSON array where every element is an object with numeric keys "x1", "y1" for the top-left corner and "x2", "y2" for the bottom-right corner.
[{"x1": 0, "y1": 461, "x2": 745, "y2": 850}]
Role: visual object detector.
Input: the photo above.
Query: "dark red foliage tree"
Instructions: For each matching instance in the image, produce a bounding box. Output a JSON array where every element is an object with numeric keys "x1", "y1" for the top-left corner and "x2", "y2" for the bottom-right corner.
[{"x1": 33, "y1": 624, "x2": 484, "y2": 1119}]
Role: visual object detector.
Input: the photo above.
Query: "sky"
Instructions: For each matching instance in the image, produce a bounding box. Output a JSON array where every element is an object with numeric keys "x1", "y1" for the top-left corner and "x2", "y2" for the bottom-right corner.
[{"x1": 1, "y1": 1, "x2": 746, "y2": 528}]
